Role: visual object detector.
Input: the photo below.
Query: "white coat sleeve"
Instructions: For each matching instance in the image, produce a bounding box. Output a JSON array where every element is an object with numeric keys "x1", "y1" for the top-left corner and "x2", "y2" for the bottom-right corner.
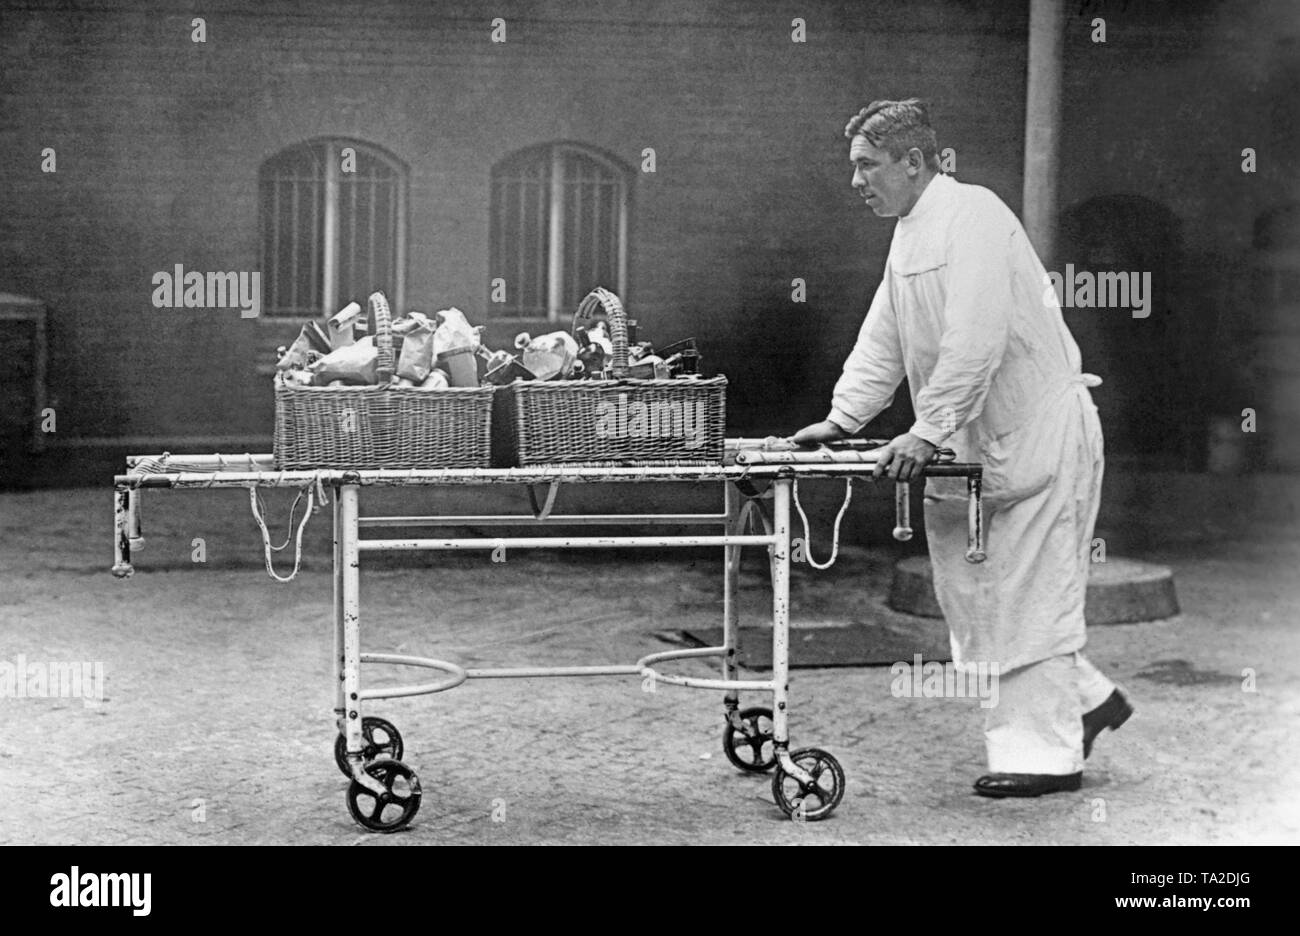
[
  {"x1": 826, "y1": 269, "x2": 905, "y2": 434},
  {"x1": 908, "y1": 208, "x2": 1014, "y2": 446}
]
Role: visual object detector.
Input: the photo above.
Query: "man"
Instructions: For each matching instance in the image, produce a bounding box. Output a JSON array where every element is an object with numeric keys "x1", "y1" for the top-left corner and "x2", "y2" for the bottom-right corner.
[{"x1": 792, "y1": 99, "x2": 1132, "y2": 797}]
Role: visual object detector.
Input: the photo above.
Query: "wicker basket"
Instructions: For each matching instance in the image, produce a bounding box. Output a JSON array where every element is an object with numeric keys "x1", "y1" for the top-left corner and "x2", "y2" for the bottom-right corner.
[
  {"x1": 495, "y1": 288, "x2": 726, "y2": 466},
  {"x1": 273, "y1": 293, "x2": 494, "y2": 469}
]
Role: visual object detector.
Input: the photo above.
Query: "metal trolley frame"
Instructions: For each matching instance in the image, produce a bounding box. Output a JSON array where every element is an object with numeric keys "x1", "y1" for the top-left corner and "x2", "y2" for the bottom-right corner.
[{"x1": 112, "y1": 446, "x2": 984, "y2": 832}]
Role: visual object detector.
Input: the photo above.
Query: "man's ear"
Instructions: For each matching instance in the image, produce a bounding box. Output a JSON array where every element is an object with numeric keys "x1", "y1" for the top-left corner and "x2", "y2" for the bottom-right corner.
[{"x1": 905, "y1": 147, "x2": 926, "y2": 176}]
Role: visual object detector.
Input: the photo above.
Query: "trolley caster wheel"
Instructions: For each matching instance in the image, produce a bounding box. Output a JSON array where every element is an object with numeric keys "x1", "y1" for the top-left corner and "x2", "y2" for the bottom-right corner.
[
  {"x1": 723, "y1": 707, "x2": 777, "y2": 772},
  {"x1": 772, "y1": 748, "x2": 845, "y2": 822},
  {"x1": 346, "y1": 759, "x2": 422, "y2": 833},
  {"x1": 334, "y1": 716, "x2": 404, "y2": 778}
]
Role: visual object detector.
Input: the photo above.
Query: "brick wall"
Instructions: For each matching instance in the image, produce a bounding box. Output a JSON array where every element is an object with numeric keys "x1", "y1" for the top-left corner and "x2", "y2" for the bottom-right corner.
[
  {"x1": 1054, "y1": 0, "x2": 1300, "y2": 468},
  {"x1": 0, "y1": 0, "x2": 1030, "y2": 453},
  {"x1": 0, "y1": 0, "x2": 1294, "y2": 474}
]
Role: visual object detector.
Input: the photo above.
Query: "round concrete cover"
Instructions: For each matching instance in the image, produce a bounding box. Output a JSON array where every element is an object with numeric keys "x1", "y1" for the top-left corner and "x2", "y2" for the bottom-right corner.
[{"x1": 888, "y1": 556, "x2": 1179, "y2": 625}]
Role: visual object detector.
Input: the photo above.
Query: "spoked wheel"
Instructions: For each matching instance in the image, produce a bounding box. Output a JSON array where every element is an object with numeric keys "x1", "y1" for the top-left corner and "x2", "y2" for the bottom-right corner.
[
  {"x1": 723, "y1": 707, "x2": 777, "y2": 772},
  {"x1": 346, "y1": 759, "x2": 422, "y2": 833},
  {"x1": 772, "y1": 748, "x2": 845, "y2": 821},
  {"x1": 335, "y1": 716, "x2": 404, "y2": 778}
]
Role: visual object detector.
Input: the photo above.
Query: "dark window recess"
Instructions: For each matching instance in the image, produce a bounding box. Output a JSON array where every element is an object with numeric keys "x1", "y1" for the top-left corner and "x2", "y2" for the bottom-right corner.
[
  {"x1": 259, "y1": 140, "x2": 406, "y2": 317},
  {"x1": 490, "y1": 144, "x2": 629, "y2": 320}
]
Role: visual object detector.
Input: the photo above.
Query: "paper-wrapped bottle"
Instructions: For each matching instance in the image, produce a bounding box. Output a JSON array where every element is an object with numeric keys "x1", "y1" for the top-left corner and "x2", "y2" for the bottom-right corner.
[
  {"x1": 393, "y1": 311, "x2": 436, "y2": 382},
  {"x1": 514, "y1": 331, "x2": 579, "y2": 381},
  {"x1": 276, "y1": 321, "x2": 331, "y2": 371},
  {"x1": 310, "y1": 336, "x2": 379, "y2": 385},
  {"x1": 328, "y1": 301, "x2": 364, "y2": 349},
  {"x1": 433, "y1": 308, "x2": 482, "y2": 387}
]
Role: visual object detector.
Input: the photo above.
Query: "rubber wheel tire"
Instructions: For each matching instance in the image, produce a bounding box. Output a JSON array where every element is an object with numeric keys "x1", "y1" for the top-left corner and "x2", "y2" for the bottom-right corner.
[
  {"x1": 723, "y1": 707, "x2": 777, "y2": 772},
  {"x1": 346, "y1": 759, "x2": 422, "y2": 833},
  {"x1": 335, "y1": 716, "x2": 404, "y2": 778},
  {"x1": 772, "y1": 748, "x2": 845, "y2": 821}
]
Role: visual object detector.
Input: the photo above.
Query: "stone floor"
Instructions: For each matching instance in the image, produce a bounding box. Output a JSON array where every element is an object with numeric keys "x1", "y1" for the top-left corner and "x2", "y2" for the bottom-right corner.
[{"x1": 0, "y1": 483, "x2": 1297, "y2": 845}]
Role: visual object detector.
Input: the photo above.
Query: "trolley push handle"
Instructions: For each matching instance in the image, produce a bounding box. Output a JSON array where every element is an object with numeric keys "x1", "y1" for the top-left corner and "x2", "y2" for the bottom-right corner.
[
  {"x1": 825, "y1": 438, "x2": 890, "y2": 451},
  {"x1": 893, "y1": 481, "x2": 912, "y2": 542},
  {"x1": 112, "y1": 487, "x2": 141, "y2": 578}
]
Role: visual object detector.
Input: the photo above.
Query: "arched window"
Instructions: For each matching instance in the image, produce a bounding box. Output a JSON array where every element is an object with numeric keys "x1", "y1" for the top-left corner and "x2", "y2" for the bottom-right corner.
[
  {"x1": 490, "y1": 143, "x2": 630, "y2": 320},
  {"x1": 259, "y1": 139, "x2": 408, "y2": 317}
]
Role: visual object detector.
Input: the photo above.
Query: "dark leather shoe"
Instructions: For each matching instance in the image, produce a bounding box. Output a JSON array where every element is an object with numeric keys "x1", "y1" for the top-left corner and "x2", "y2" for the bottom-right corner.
[
  {"x1": 1083, "y1": 689, "x2": 1134, "y2": 759},
  {"x1": 974, "y1": 772, "x2": 1083, "y2": 798}
]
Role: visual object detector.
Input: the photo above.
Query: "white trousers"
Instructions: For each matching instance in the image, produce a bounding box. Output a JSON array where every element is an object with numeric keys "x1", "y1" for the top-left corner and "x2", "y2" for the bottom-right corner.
[{"x1": 984, "y1": 652, "x2": 1119, "y2": 774}]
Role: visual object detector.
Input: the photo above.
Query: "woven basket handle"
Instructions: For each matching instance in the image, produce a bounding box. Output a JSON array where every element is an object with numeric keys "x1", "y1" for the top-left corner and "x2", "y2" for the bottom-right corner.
[
  {"x1": 573, "y1": 287, "x2": 629, "y2": 378},
  {"x1": 368, "y1": 291, "x2": 394, "y2": 381}
]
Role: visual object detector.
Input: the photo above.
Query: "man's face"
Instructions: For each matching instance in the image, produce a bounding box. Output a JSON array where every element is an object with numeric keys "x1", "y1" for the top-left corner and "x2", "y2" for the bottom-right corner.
[{"x1": 850, "y1": 135, "x2": 915, "y2": 218}]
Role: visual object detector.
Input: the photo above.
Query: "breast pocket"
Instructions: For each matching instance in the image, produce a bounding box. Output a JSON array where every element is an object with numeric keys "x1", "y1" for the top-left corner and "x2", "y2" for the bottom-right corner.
[
  {"x1": 891, "y1": 255, "x2": 947, "y2": 279},
  {"x1": 890, "y1": 258, "x2": 948, "y2": 348}
]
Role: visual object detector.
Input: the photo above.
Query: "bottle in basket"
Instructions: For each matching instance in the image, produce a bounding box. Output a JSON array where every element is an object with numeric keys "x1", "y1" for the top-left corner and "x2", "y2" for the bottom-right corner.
[
  {"x1": 514, "y1": 331, "x2": 579, "y2": 381},
  {"x1": 434, "y1": 308, "x2": 482, "y2": 387}
]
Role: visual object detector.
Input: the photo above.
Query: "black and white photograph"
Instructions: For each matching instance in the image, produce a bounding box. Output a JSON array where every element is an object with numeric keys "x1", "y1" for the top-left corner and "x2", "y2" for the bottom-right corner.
[{"x1": 0, "y1": 0, "x2": 1296, "y2": 881}]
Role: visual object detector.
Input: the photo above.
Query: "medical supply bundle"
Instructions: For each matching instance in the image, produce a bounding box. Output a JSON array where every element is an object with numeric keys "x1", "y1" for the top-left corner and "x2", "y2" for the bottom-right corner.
[
  {"x1": 272, "y1": 288, "x2": 725, "y2": 469},
  {"x1": 493, "y1": 288, "x2": 726, "y2": 466}
]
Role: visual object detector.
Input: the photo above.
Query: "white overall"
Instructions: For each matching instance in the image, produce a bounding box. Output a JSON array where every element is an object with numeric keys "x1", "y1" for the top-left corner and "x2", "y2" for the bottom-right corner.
[{"x1": 828, "y1": 173, "x2": 1121, "y2": 773}]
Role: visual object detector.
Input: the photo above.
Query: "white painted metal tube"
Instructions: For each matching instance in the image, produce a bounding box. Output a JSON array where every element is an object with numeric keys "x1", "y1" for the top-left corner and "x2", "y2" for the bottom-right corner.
[
  {"x1": 339, "y1": 486, "x2": 384, "y2": 795},
  {"x1": 358, "y1": 652, "x2": 468, "y2": 698},
  {"x1": 126, "y1": 452, "x2": 274, "y2": 471},
  {"x1": 332, "y1": 490, "x2": 345, "y2": 714},
  {"x1": 637, "y1": 647, "x2": 727, "y2": 669},
  {"x1": 722, "y1": 483, "x2": 742, "y2": 695},
  {"x1": 117, "y1": 462, "x2": 982, "y2": 488},
  {"x1": 464, "y1": 665, "x2": 642, "y2": 679},
  {"x1": 735, "y1": 448, "x2": 880, "y2": 465},
  {"x1": 770, "y1": 480, "x2": 792, "y2": 745},
  {"x1": 357, "y1": 513, "x2": 729, "y2": 527},
  {"x1": 357, "y1": 534, "x2": 774, "y2": 551},
  {"x1": 642, "y1": 671, "x2": 772, "y2": 692}
]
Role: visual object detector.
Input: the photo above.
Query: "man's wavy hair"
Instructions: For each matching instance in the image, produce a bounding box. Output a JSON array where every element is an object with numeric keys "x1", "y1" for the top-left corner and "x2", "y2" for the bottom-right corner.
[{"x1": 845, "y1": 99, "x2": 940, "y2": 169}]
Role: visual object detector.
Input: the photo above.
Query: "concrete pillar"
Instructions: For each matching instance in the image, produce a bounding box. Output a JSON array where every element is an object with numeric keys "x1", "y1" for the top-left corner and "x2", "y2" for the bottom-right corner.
[{"x1": 1023, "y1": 0, "x2": 1065, "y2": 267}]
